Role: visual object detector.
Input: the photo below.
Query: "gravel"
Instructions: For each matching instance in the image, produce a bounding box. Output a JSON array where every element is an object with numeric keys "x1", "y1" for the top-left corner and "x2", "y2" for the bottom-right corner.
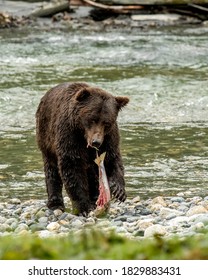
[{"x1": 0, "y1": 193, "x2": 208, "y2": 239}]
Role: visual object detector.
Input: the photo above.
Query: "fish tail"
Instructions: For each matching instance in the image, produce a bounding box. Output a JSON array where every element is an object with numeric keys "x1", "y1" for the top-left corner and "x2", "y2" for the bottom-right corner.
[
  {"x1": 99, "y1": 152, "x2": 106, "y2": 162},
  {"x1": 94, "y1": 157, "x2": 100, "y2": 165},
  {"x1": 94, "y1": 152, "x2": 106, "y2": 166}
]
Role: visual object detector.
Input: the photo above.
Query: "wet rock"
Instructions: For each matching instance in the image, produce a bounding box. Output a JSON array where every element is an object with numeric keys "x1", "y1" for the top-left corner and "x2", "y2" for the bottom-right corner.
[
  {"x1": 144, "y1": 225, "x2": 167, "y2": 238},
  {"x1": 190, "y1": 222, "x2": 204, "y2": 232},
  {"x1": 70, "y1": 218, "x2": 84, "y2": 228},
  {"x1": 178, "y1": 204, "x2": 189, "y2": 213},
  {"x1": 132, "y1": 196, "x2": 141, "y2": 204},
  {"x1": 0, "y1": 216, "x2": 7, "y2": 224},
  {"x1": 126, "y1": 216, "x2": 139, "y2": 223},
  {"x1": 53, "y1": 209, "x2": 63, "y2": 217},
  {"x1": 8, "y1": 198, "x2": 21, "y2": 204},
  {"x1": 17, "y1": 229, "x2": 29, "y2": 235},
  {"x1": 167, "y1": 216, "x2": 189, "y2": 227},
  {"x1": 64, "y1": 213, "x2": 77, "y2": 221},
  {"x1": 5, "y1": 218, "x2": 18, "y2": 225},
  {"x1": 85, "y1": 217, "x2": 96, "y2": 226},
  {"x1": 134, "y1": 230, "x2": 144, "y2": 237},
  {"x1": 126, "y1": 225, "x2": 135, "y2": 233},
  {"x1": 10, "y1": 222, "x2": 19, "y2": 231},
  {"x1": 141, "y1": 208, "x2": 152, "y2": 216},
  {"x1": 38, "y1": 217, "x2": 48, "y2": 224},
  {"x1": 186, "y1": 205, "x2": 207, "y2": 216},
  {"x1": 38, "y1": 230, "x2": 54, "y2": 238},
  {"x1": 30, "y1": 223, "x2": 46, "y2": 232},
  {"x1": 0, "y1": 204, "x2": 4, "y2": 211},
  {"x1": 14, "y1": 223, "x2": 29, "y2": 233},
  {"x1": 20, "y1": 212, "x2": 32, "y2": 220},
  {"x1": 59, "y1": 219, "x2": 70, "y2": 227},
  {"x1": 159, "y1": 207, "x2": 183, "y2": 219},
  {"x1": 200, "y1": 200, "x2": 208, "y2": 210},
  {"x1": 137, "y1": 220, "x2": 154, "y2": 231},
  {"x1": 47, "y1": 222, "x2": 61, "y2": 231},
  {"x1": 192, "y1": 214, "x2": 208, "y2": 226},
  {"x1": 149, "y1": 203, "x2": 163, "y2": 212},
  {"x1": 108, "y1": 207, "x2": 120, "y2": 216},
  {"x1": 113, "y1": 220, "x2": 123, "y2": 227},
  {"x1": 0, "y1": 224, "x2": 11, "y2": 232},
  {"x1": 115, "y1": 226, "x2": 127, "y2": 234},
  {"x1": 152, "y1": 196, "x2": 167, "y2": 206},
  {"x1": 171, "y1": 197, "x2": 185, "y2": 203},
  {"x1": 114, "y1": 215, "x2": 128, "y2": 222},
  {"x1": 35, "y1": 210, "x2": 46, "y2": 219},
  {"x1": 13, "y1": 207, "x2": 22, "y2": 215}
]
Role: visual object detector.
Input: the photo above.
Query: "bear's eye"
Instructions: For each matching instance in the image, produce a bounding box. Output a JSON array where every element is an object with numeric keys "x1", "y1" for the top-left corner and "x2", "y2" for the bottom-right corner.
[{"x1": 91, "y1": 119, "x2": 98, "y2": 125}]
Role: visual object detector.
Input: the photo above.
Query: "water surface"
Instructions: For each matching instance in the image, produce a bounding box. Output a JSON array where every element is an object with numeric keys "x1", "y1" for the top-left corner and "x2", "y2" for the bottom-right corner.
[{"x1": 1, "y1": 26, "x2": 208, "y2": 201}]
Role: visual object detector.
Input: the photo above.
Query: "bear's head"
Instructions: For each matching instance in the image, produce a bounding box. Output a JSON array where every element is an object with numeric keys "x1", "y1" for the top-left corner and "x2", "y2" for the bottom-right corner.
[{"x1": 75, "y1": 86, "x2": 129, "y2": 149}]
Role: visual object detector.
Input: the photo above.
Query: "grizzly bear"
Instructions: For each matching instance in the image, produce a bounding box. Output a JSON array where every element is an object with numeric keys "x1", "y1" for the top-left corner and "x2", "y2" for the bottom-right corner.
[{"x1": 36, "y1": 82, "x2": 129, "y2": 216}]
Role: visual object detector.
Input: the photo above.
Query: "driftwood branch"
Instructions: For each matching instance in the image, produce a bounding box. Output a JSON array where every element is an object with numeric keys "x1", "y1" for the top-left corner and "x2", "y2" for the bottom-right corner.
[
  {"x1": 189, "y1": 3, "x2": 208, "y2": 12},
  {"x1": 81, "y1": 0, "x2": 143, "y2": 12}
]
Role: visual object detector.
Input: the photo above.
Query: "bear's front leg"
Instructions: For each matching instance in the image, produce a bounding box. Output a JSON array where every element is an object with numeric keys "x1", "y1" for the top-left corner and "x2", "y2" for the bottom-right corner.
[
  {"x1": 105, "y1": 153, "x2": 127, "y2": 202},
  {"x1": 43, "y1": 156, "x2": 65, "y2": 211},
  {"x1": 109, "y1": 168, "x2": 127, "y2": 202},
  {"x1": 58, "y1": 156, "x2": 93, "y2": 216}
]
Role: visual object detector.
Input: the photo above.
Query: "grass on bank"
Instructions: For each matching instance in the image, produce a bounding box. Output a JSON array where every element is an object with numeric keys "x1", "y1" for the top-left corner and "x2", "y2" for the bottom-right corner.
[{"x1": 0, "y1": 229, "x2": 208, "y2": 260}]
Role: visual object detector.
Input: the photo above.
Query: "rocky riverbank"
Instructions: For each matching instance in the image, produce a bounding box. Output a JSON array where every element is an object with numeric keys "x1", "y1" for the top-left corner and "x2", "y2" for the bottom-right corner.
[
  {"x1": 1, "y1": 0, "x2": 208, "y2": 30},
  {"x1": 1, "y1": 194, "x2": 208, "y2": 239}
]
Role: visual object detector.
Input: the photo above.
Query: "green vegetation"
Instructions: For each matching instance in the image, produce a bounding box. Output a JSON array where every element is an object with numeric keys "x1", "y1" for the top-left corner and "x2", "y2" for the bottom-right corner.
[{"x1": 0, "y1": 230, "x2": 208, "y2": 260}]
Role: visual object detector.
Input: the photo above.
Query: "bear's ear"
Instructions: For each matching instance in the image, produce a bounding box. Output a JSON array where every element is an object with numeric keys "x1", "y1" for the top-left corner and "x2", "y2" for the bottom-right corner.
[
  {"x1": 115, "y1": 96, "x2": 129, "y2": 110},
  {"x1": 76, "y1": 88, "x2": 91, "y2": 102}
]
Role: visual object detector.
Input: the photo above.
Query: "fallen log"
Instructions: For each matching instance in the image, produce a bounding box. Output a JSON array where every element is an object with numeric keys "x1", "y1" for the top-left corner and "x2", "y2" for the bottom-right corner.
[{"x1": 30, "y1": 0, "x2": 69, "y2": 17}]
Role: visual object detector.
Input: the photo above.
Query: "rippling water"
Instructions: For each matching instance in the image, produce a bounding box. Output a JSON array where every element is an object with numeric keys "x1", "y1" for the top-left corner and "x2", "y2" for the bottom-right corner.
[{"x1": 0, "y1": 26, "x2": 208, "y2": 201}]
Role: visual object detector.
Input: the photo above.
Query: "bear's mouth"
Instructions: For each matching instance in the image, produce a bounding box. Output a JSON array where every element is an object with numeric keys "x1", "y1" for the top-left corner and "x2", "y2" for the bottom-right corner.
[
  {"x1": 86, "y1": 132, "x2": 103, "y2": 149},
  {"x1": 87, "y1": 141, "x2": 100, "y2": 150}
]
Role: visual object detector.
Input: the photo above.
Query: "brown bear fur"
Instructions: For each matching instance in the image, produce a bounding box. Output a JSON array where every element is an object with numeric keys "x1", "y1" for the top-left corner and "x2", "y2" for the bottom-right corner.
[{"x1": 36, "y1": 82, "x2": 129, "y2": 215}]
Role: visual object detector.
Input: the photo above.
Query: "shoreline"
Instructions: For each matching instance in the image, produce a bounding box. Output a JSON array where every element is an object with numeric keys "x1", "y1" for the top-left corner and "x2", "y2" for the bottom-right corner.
[{"x1": 0, "y1": 194, "x2": 208, "y2": 239}]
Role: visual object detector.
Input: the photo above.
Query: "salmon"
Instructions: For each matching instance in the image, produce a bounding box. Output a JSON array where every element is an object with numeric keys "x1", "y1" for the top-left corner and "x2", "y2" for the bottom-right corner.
[{"x1": 94, "y1": 152, "x2": 111, "y2": 210}]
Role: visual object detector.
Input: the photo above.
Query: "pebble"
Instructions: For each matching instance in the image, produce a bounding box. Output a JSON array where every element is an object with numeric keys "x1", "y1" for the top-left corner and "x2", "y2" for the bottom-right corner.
[
  {"x1": 8, "y1": 198, "x2": 21, "y2": 204},
  {"x1": 70, "y1": 219, "x2": 84, "y2": 228},
  {"x1": 53, "y1": 209, "x2": 63, "y2": 217},
  {"x1": 47, "y1": 222, "x2": 61, "y2": 231},
  {"x1": 159, "y1": 207, "x2": 183, "y2": 219},
  {"x1": 144, "y1": 225, "x2": 167, "y2": 238},
  {"x1": 186, "y1": 205, "x2": 207, "y2": 216},
  {"x1": 132, "y1": 196, "x2": 141, "y2": 203},
  {"x1": 152, "y1": 196, "x2": 167, "y2": 206},
  {"x1": 0, "y1": 195, "x2": 208, "y2": 239}
]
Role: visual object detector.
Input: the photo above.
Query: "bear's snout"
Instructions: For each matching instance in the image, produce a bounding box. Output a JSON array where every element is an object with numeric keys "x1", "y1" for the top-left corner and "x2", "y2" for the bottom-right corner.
[{"x1": 86, "y1": 125, "x2": 104, "y2": 149}]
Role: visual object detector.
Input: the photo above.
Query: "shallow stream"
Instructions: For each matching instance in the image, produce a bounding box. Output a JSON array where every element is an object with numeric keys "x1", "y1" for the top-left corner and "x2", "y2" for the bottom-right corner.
[{"x1": 1, "y1": 26, "x2": 208, "y2": 201}]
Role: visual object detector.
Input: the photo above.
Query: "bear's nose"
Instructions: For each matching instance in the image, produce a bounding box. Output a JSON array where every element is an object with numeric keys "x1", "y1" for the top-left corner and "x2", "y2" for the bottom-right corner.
[{"x1": 92, "y1": 139, "x2": 101, "y2": 148}]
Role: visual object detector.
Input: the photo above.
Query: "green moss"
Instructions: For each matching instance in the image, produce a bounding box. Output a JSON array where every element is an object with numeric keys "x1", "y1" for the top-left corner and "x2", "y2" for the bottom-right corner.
[{"x1": 0, "y1": 230, "x2": 208, "y2": 260}]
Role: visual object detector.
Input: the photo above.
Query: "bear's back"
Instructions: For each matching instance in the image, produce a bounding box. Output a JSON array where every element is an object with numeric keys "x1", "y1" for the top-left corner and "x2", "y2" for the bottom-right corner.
[{"x1": 42, "y1": 82, "x2": 89, "y2": 102}]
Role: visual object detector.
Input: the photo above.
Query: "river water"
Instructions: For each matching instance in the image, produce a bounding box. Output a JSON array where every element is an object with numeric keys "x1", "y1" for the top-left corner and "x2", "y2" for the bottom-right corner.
[{"x1": 0, "y1": 26, "x2": 208, "y2": 202}]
